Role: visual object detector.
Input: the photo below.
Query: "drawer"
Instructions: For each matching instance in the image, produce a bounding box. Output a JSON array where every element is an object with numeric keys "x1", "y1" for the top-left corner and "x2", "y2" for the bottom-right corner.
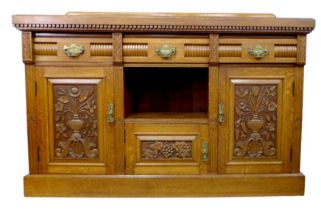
[
  {"x1": 123, "y1": 36, "x2": 209, "y2": 63},
  {"x1": 33, "y1": 36, "x2": 113, "y2": 63},
  {"x1": 33, "y1": 35, "x2": 299, "y2": 64},
  {"x1": 219, "y1": 36, "x2": 298, "y2": 63},
  {"x1": 123, "y1": 36, "x2": 298, "y2": 64},
  {"x1": 125, "y1": 124, "x2": 209, "y2": 175}
]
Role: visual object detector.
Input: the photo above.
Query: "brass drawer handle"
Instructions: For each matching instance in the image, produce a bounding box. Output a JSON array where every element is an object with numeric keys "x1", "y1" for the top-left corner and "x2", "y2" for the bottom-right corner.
[
  {"x1": 64, "y1": 44, "x2": 85, "y2": 57},
  {"x1": 202, "y1": 142, "x2": 208, "y2": 162},
  {"x1": 107, "y1": 103, "x2": 114, "y2": 123},
  {"x1": 248, "y1": 45, "x2": 268, "y2": 59},
  {"x1": 155, "y1": 44, "x2": 176, "y2": 58},
  {"x1": 218, "y1": 103, "x2": 225, "y2": 123}
]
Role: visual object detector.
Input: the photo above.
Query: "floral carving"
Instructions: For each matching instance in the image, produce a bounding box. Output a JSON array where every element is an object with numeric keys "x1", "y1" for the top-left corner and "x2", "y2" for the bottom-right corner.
[
  {"x1": 233, "y1": 84, "x2": 278, "y2": 158},
  {"x1": 141, "y1": 141, "x2": 192, "y2": 160},
  {"x1": 53, "y1": 84, "x2": 99, "y2": 159}
]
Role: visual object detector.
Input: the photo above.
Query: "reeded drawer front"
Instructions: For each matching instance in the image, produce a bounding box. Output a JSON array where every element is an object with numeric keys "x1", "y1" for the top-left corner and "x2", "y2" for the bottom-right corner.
[
  {"x1": 219, "y1": 37, "x2": 298, "y2": 63},
  {"x1": 125, "y1": 124, "x2": 209, "y2": 175},
  {"x1": 33, "y1": 36, "x2": 113, "y2": 63},
  {"x1": 123, "y1": 37, "x2": 210, "y2": 63},
  {"x1": 33, "y1": 35, "x2": 299, "y2": 64}
]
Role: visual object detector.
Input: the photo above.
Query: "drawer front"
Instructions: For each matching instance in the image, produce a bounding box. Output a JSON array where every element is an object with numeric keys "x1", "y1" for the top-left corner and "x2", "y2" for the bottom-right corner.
[
  {"x1": 123, "y1": 37, "x2": 209, "y2": 63},
  {"x1": 33, "y1": 35, "x2": 299, "y2": 64},
  {"x1": 219, "y1": 37, "x2": 298, "y2": 63},
  {"x1": 125, "y1": 124, "x2": 209, "y2": 175},
  {"x1": 33, "y1": 36, "x2": 113, "y2": 63}
]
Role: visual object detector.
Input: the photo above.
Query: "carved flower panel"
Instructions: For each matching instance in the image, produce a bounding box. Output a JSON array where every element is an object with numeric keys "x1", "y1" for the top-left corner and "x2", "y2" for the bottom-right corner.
[
  {"x1": 53, "y1": 84, "x2": 99, "y2": 159},
  {"x1": 233, "y1": 84, "x2": 278, "y2": 159},
  {"x1": 141, "y1": 140, "x2": 193, "y2": 160}
]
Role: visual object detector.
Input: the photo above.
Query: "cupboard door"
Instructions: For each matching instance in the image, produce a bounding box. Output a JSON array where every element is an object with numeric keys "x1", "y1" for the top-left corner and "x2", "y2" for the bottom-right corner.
[
  {"x1": 36, "y1": 67, "x2": 114, "y2": 174},
  {"x1": 218, "y1": 65, "x2": 294, "y2": 173},
  {"x1": 125, "y1": 124, "x2": 209, "y2": 175}
]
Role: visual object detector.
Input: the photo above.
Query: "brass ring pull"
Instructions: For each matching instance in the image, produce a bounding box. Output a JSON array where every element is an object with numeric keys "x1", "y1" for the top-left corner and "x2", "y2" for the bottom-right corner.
[
  {"x1": 248, "y1": 45, "x2": 268, "y2": 59},
  {"x1": 155, "y1": 44, "x2": 176, "y2": 58},
  {"x1": 64, "y1": 44, "x2": 85, "y2": 57}
]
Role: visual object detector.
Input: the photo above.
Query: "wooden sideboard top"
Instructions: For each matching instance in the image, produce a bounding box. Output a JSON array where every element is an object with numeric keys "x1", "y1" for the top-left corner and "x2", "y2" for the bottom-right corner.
[{"x1": 12, "y1": 12, "x2": 315, "y2": 34}]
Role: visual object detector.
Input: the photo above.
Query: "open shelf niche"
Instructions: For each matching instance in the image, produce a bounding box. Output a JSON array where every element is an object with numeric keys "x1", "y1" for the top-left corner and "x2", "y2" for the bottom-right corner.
[{"x1": 124, "y1": 67, "x2": 209, "y2": 122}]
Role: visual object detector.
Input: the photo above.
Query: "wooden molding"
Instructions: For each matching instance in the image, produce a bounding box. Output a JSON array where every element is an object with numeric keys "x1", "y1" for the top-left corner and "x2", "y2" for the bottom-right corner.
[
  {"x1": 24, "y1": 173, "x2": 305, "y2": 197},
  {"x1": 297, "y1": 35, "x2": 307, "y2": 65},
  {"x1": 112, "y1": 33, "x2": 123, "y2": 65},
  {"x1": 123, "y1": 44, "x2": 148, "y2": 56},
  {"x1": 90, "y1": 43, "x2": 113, "y2": 56},
  {"x1": 209, "y1": 34, "x2": 219, "y2": 65},
  {"x1": 12, "y1": 13, "x2": 315, "y2": 34},
  {"x1": 22, "y1": 32, "x2": 33, "y2": 63}
]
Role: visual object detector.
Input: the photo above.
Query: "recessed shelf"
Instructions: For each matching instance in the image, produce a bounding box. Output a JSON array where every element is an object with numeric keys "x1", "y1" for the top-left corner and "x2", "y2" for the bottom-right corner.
[
  {"x1": 124, "y1": 112, "x2": 208, "y2": 123},
  {"x1": 124, "y1": 67, "x2": 209, "y2": 118}
]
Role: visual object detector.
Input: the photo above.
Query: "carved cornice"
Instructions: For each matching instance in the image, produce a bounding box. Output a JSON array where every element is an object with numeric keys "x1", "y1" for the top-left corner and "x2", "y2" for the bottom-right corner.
[{"x1": 13, "y1": 23, "x2": 314, "y2": 34}]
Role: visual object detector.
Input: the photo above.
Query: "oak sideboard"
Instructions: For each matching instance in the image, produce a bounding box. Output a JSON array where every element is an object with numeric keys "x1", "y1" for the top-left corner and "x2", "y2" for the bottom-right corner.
[{"x1": 12, "y1": 12, "x2": 315, "y2": 197}]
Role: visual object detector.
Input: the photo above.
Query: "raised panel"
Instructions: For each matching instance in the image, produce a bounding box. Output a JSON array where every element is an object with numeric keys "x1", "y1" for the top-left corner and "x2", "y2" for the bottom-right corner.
[
  {"x1": 139, "y1": 136, "x2": 195, "y2": 161},
  {"x1": 218, "y1": 65, "x2": 294, "y2": 174},
  {"x1": 232, "y1": 82, "x2": 280, "y2": 160},
  {"x1": 125, "y1": 124, "x2": 208, "y2": 175},
  {"x1": 50, "y1": 81, "x2": 100, "y2": 160},
  {"x1": 36, "y1": 67, "x2": 114, "y2": 174}
]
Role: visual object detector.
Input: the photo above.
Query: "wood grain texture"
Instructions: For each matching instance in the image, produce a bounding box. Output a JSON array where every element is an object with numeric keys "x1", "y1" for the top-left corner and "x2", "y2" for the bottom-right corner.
[
  {"x1": 34, "y1": 42, "x2": 57, "y2": 56},
  {"x1": 90, "y1": 43, "x2": 113, "y2": 56},
  {"x1": 219, "y1": 37, "x2": 298, "y2": 63},
  {"x1": 24, "y1": 173, "x2": 305, "y2": 197},
  {"x1": 297, "y1": 35, "x2": 307, "y2": 65},
  {"x1": 125, "y1": 124, "x2": 208, "y2": 175},
  {"x1": 114, "y1": 66, "x2": 125, "y2": 174},
  {"x1": 22, "y1": 32, "x2": 33, "y2": 64},
  {"x1": 218, "y1": 65, "x2": 294, "y2": 174},
  {"x1": 123, "y1": 44, "x2": 148, "y2": 56},
  {"x1": 36, "y1": 67, "x2": 114, "y2": 174},
  {"x1": 274, "y1": 45, "x2": 297, "y2": 58},
  {"x1": 113, "y1": 33, "x2": 123, "y2": 65},
  {"x1": 33, "y1": 36, "x2": 113, "y2": 63},
  {"x1": 25, "y1": 65, "x2": 38, "y2": 173},
  {"x1": 292, "y1": 67, "x2": 304, "y2": 172},
  {"x1": 123, "y1": 37, "x2": 209, "y2": 63},
  {"x1": 209, "y1": 34, "x2": 219, "y2": 65},
  {"x1": 208, "y1": 66, "x2": 218, "y2": 173},
  {"x1": 12, "y1": 13, "x2": 315, "y2": 34},
  {"x1": 13, "y1": 12, "x2": 314, "y2": 197}
]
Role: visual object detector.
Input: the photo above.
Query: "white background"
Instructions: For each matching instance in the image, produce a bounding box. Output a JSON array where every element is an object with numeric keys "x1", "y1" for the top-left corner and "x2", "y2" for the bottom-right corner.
[{"x1": 0, "y1": 0, "x2": 320, "y2": 209}]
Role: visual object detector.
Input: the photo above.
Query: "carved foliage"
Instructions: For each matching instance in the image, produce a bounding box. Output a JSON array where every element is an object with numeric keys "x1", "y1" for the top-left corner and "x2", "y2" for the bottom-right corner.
[
  {"x1": 234, "y1": 84, "x2": 278, "y2": 158},
  {"x1": 53, "y1": 84, "x2": 99, "y2": 159},
  {"x1": 141, "y1": 141, "x2": 192, "y2": 160}
]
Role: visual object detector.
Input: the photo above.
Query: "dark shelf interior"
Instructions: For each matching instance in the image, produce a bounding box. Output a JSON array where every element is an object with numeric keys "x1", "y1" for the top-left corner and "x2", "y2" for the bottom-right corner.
[{"x1": 124, "y1": 67, "x2": 208, "y2": 118}]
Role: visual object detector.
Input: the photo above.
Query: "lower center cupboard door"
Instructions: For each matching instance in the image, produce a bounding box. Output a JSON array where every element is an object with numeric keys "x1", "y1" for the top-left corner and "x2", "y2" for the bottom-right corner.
[{"x1": 125, "y1": 124, "x2": 208, "y2": 175}]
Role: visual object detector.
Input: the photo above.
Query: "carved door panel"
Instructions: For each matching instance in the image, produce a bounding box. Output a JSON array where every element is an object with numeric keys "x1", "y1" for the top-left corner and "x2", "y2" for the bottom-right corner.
[
  {"x1": 218, "y1": 65, "x2": 294, "y2": 173},
  {"x1": 125, "y1": 124, "x2": 209, "y2": 175},
  {"x1": 36, "y1": 67, "x2": 114, "y2": 174}
]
